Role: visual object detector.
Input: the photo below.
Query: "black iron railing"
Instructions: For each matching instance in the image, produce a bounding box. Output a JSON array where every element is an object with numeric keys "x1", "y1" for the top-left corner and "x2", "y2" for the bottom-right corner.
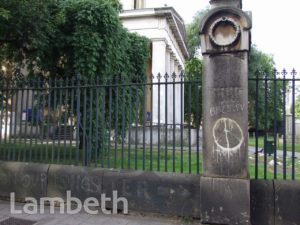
[
  {"x1": 1, "y1": 70, "x2": 299, "y2": 179},
  {"x1": 0, "y1": 73, "x2": 201, "y2": 174},
  {"x1": 249, "y1": 69, "x2": 300, "y2": 180}
]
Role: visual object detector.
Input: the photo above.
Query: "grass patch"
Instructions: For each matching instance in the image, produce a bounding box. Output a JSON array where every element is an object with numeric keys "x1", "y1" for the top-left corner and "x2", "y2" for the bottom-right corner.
[
  {"x1": 0, "y1": 140, "x2": 201, "y2": 173},
  {"x1": 0, "y1": 139, "x2": 299, "y2": 179},
  {"x1": 248, "y1": 136, "x2": 300, "y2": 153},
  {"x1": 248, "y1": 155, "x2": 300, "y2": 180}
]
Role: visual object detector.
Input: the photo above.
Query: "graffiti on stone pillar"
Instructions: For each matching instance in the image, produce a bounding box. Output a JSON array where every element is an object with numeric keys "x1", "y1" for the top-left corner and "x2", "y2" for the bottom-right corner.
[{"x1": 212, "y1": 117, "x2": 244, "y2": 160}]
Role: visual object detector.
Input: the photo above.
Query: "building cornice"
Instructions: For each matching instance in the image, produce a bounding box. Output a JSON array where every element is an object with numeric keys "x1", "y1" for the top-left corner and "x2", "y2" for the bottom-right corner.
[{"x1": 120, "y1": 7, "x2": 189, "y2": 60}]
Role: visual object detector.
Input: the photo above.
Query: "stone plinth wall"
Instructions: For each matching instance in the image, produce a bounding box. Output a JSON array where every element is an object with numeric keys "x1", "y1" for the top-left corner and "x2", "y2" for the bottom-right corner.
[{"x1": 0, "y1": 161, "x2": 300, "y2": 224}]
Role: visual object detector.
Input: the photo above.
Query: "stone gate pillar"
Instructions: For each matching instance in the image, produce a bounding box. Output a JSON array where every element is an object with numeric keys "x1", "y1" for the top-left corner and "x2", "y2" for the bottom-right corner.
[{"x1": 199, "y1": 0, "x2": 252, "y2": 224}]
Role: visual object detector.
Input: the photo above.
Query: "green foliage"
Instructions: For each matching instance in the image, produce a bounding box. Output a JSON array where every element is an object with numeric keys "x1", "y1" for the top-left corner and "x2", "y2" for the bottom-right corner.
[
  {"x1": 0, "y1": 0, "x2": 150, "y2": 160},
  {"x1": 184, "y1": 9, "x2": 208, "y2": 126},
  {"x1": 184, "y1": 9, "x2": 206, "y2": 127},
  {"x1": 184, "y1": 58, "x2": 202, "y2": 126},
  {"x1": 295, "y1": 95, "x2": 300, "y2": 117},
  {"x1": 185, "y1": 9, "x2": 209, "y2": 58},
  {"x1": 0, "y1": 8, "x2": 10, "y2": 20},
  {"x1": 32, "y1": 0, "x2": 149, "y2": 79},
  {"x1": 0, "y1": 0, "x2": 148, "y2": 79},
  {"x1": 0, "y1": 0, "x2": 58, "y2": 76},
  {"x1": 248, "y1": 45, "x2": 286, "y2": 131}
]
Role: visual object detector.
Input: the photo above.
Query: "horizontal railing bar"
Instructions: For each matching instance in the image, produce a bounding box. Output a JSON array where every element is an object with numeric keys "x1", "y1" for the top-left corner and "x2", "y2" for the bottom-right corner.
[
  {"x1": 248, "y1": 78, "x2": 300, "y2": 81},
  {"x1": 0, "y1": 80, "x2": 201, "y2": 91}
]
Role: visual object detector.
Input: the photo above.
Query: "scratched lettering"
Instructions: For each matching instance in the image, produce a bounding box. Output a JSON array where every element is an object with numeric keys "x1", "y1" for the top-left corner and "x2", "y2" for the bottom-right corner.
[
  {"x1": 210, "y1": 103, "x2": 245, "y2": 117},
  {"x1": 210, "y1": 88, "x2": 244, "y2": 102}
]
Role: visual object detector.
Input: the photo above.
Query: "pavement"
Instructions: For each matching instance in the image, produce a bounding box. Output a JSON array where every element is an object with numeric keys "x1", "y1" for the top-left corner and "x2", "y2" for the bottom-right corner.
[{"x1": 0, "y1": 200, "x2": 199, "y2": 225}]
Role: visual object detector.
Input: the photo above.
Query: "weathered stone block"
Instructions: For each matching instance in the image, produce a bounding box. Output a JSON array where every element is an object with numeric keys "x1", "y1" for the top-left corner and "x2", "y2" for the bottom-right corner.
[
  {"x1": 102, "y1": 169, "x2": 201, "y2": 218},
  {"x1": 250, "y1": 179, "x2": 274, "y2": 225},
  {"x1": 0, "y1": 161, "x2": 48, "y2": 199},
  {"x1": 200, "y1": 177, "x2": 250, "y2": 225},
  {"x1": 47, "y1": 164, "x2": 104, "y2": 201},
  {"x1": 274, "y1": 180, "x2": 300, "y2": 225}
]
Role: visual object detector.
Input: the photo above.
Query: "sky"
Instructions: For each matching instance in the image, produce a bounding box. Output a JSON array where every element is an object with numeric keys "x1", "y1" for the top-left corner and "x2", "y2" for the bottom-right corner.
[{"x1": 146, "y1": 0, "x2": 300, "y2": 73}]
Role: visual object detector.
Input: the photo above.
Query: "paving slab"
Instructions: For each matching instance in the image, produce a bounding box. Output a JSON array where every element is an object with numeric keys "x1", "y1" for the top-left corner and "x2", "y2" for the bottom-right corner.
[{"x1": 0, "y1": 200, "x2": 199, "y2": 225}]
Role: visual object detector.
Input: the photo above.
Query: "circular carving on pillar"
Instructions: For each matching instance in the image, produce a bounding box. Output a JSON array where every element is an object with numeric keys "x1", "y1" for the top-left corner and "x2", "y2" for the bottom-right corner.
[
  {"x1": 209, "y1": 16, "x2": 241, "y2": 47},
  {"x1": 212, "y1": 118, "x2": 244, "y2": 152}
]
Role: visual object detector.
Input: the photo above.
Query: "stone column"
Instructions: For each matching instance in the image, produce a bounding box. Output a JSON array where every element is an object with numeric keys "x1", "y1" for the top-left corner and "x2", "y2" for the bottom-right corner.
[
  {"x1": 199, "y1": 0, "x2": 252, "y2": 224},
  {"x1": 176, "y1": 65, "x2": 183, "y2": 125},
  {"x1": 165, "y1": 48, "x2": 171, "y2": 125},
  {"x1": 169, "y1": 55, "x2": 175, "y2": 124},
  {"x1": 174, "y1": 62, "x2": 179, "y2": 126},
  {"x1": 165, "y1": 48, "x2": 171, "y2": 76},
  {"x1": 152, "y1": 39, "x2": 166, "y2": 124}
]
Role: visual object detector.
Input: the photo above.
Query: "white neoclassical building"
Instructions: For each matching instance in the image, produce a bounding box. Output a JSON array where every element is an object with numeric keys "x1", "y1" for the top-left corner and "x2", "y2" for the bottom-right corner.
[{"x1": 119, "y1": 0, "x2": 189, "y2": 125}]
